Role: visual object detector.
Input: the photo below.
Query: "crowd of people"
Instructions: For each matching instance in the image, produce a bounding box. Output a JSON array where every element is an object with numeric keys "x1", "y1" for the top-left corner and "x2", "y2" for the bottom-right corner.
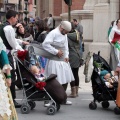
[
  {"x1": 0, "y1": 7, "x2": 120, "y2": 120},
  {"x1": 1, "y1": 8, "x2": 120, "y2": 119},
  {"x1": 0, "y1": 9, "x2": 83, "y2": 119}
]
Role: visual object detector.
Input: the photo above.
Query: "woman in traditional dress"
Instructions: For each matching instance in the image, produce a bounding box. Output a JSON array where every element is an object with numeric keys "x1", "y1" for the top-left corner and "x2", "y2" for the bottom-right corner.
[
  {"x1": 0, "y1": 37, "x2": 18, "y2": 120},
  {"x1": 109, "y1": 19, "x2": 120, "y2": 109},
  {"x1": 109, "y1": 19, "x2": 120, "y2": 70}
]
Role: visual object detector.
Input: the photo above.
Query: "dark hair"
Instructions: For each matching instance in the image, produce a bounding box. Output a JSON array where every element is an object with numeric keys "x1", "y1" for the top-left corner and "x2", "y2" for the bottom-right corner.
[
  {"x1": 49, "y1": 14, "x2": 52, "y2": 17},
  {"x1": 16, "y1": 24, "x2": 24, "y2": 37},
  {"x1": 35, "y1": 20, "x2": 48, "y2": 32},
  {"x1": 6, "y1": 10, "x2": 18, "y2": 19},
  {"x1": 16, "y1": 23, "x2": 31, "y2": 39},
  {"x1": 71, "y1": 22, "x2": 75, "y2": 30},
  {"x1": 111, "y1": 20, "x2": 115, "y2": 27},
  {"x1": 116, "y1": 19, "x2": 120, "y2": 25},
  {"x1": 73, "y1": 19, "x2": 77, "y2": 22}
]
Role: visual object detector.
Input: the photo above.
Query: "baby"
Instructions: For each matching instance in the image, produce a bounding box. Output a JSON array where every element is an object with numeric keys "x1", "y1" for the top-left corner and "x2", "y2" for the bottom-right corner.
[
  {"x1": 30, "y1": 65, "x2": 45, "y2": 82},
  {"x1": 100, "y1": 70, "x2": 118, "y2": 88}
]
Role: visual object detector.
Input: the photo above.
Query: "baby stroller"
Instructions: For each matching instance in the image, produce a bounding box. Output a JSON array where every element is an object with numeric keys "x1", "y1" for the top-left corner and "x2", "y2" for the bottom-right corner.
[
  {"x1": 14, "y1": 46, "x2": 67, "y2": 115},
  {"x1": 88, "y1": 51, "x2": 120, "y2": 115}
]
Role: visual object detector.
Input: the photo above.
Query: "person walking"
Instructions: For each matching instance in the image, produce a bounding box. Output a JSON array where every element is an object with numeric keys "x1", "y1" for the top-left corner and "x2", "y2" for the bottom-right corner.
[
  {"x1": 67, "y1": 22, "x2": 82, "y2": 98},
  {"x1": 0, "y1": 10, "x2": 29, "y2": 108},
  {"x1": 42, "y1": 21, "x2": 74, "y2": 105},
  {"x1": 47, "y1": 14, "x2": 54, "y2": 31}
]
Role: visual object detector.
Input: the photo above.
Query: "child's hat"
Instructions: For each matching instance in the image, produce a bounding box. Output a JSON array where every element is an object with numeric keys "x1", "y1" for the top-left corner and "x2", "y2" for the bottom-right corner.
[{"x1": 100, "y1": 70, "x2": 109, "y2": 76}]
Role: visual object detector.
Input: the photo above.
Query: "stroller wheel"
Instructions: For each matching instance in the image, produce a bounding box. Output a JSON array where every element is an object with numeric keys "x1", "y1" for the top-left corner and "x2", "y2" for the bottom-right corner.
[
  {"x1": 56, "y1": 104, "x2": 60, "y2": 111},
  {"x1": 101, "y1": 101, "x2": 109, "y2": 108},
  {"x1": 89, "y1": 102, "x2": 97, "y2": 110},
  {"x1": 46, "y1": 105, "x2": 56, "y2": 115},
  {"x1": 52, "y1": 102, "x2": 61, "y2": 111},
  {"x1": 114, "y1": 107, "x2": 120, "y2": 115},
  {"x1": 21, "y1": 104, "x2": 31, "y2": 114},
  {"x1": 28, "y1": 101, "x2": 36, "y2": 110}
]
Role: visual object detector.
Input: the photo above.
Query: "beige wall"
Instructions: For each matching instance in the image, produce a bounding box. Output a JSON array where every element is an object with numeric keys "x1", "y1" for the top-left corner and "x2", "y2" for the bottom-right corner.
[{"x1": 8, "y1": 0, "x2": 18, "y2": 4}]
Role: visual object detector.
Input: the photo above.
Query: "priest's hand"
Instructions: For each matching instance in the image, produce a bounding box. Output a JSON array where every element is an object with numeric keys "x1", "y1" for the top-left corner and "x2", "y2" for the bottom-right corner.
[
  {"x1": 64, "y1": 58, "x2": 69, "y2": 63},
  {"x1": 57, "y1": 50, "x2": 63, "y2": 58}
]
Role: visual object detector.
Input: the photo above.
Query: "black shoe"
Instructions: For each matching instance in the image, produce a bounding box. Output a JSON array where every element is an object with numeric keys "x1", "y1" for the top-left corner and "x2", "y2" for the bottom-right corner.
[{"x1": 13, "y1": 100, "x2": 21, "y2": 108}]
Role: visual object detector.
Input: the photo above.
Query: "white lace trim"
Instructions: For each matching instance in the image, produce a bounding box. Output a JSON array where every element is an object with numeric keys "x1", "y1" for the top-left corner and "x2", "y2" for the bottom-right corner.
[
  {"x1": 2, "y1": 64, "x2": 12, "y2": 73},
  {"x1": 0, "y1": 70, "x2": 11, "y2": 116}
]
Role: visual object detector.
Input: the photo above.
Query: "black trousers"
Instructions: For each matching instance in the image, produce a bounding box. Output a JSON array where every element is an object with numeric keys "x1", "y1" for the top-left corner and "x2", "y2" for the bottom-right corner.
[
  {"x1": 70, "y1": 67, "x2": 79, "y2": 87},
  {"x1": 8, "y1": 52, "x2": 16, "y2": 99}
]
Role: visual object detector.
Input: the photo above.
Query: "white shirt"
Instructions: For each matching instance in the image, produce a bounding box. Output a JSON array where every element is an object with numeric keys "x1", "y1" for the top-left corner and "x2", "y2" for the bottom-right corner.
[
  {"x1": 47, "y1": 17, "x2": 53, "y2": 29},
  {"x1": 42, "y1": 27, "x2": 69, "y2": 58},
  {"x1": 42, "y1": 27, "x2": 74, "y2": 84},
  {"x1": 3, "y1": 25, "x2": 23, "y2": 51}
]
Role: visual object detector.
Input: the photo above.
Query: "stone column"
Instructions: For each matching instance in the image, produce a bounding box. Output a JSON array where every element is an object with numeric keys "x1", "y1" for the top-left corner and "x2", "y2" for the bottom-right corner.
[
  {"x1": 48, "y1": 0, "x2": 53, "y2": 15},
  {"x1": 109, "y1": 0, "x2": 119, "y2": 21},
  {"x1": 83, "y1": 0, "x2": 97, "y2": 10},
  {"x1": 89, "y1": 2, "x2": 111, "y2": 62},
  {"x1": 89, "y1": 0, "x2": 119, "y2": 62}
]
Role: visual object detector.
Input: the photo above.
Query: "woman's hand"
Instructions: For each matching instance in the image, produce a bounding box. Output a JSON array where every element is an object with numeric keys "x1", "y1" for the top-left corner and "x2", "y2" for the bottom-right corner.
[
  {"x1": 6, "y1": 78, "x2": 11, "y2": 87},
  {"x1": 22, "y1": 41, "x2": 29, "y2": 45}
]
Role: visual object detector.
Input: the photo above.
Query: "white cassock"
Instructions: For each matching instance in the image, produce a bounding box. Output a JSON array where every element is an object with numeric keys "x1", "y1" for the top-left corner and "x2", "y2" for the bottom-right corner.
[{"x1": 42, "y1": 27, "x2": 74, "y2": 84}]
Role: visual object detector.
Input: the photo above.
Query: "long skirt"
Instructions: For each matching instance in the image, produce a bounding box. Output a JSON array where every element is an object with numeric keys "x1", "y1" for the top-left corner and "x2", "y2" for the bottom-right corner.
[{"x1": 0, "y1": 70, "x2": 18, "y2": 120}]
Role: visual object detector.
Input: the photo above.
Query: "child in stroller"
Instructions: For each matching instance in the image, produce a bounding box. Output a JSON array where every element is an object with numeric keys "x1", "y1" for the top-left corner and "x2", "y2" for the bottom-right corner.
[
  {"x1": 88, "y1": 51, "x2": 120, "y2": 114},
  {"x1": 15, "y1": 46, "x2": 67, "y2": 115},
  {"x1": 30, "y1": 65, "x2": 45, "y2": 81},
  {"x1": 100, "y1": 70, "x2": 118, "y2": 88}
]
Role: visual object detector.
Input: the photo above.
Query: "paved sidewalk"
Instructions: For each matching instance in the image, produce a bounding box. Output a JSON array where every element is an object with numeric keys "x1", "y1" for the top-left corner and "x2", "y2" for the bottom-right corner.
[{"x1": 67, "y1": 65, "x2": 92, "y2": 93}]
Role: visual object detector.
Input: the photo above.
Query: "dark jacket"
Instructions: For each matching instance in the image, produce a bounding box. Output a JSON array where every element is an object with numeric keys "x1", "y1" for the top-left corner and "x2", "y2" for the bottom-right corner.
[{"x1": 67, "y1": 30, "x2": 82, "y2": 68}]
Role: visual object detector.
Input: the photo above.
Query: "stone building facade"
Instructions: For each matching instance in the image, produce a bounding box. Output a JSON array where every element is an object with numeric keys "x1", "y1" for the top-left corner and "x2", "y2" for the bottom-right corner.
[{"x1": 37, "y1": 0, "x2": 120, "y2": 62}]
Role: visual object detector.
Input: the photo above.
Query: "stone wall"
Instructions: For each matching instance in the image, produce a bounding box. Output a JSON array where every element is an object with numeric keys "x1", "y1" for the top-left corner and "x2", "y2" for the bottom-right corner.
[{"x1": 37, "y1": 0, "x2": 120, "y2": 62}]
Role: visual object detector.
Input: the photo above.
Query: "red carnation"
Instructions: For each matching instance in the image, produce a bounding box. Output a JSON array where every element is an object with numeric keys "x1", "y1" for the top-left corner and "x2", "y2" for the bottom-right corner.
[
  {"x1": 35, "y1": 82, "x2": 46, "y2": 90},
  {"x1": 17, "y1": 50, "x2": 28, "y2": 61}
]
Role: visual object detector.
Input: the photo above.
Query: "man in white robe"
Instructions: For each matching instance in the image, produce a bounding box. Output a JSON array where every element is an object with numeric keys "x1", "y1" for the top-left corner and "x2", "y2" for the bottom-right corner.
[{"x1": 42, "y1": 21, "x2": 74, "y2": 105}]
